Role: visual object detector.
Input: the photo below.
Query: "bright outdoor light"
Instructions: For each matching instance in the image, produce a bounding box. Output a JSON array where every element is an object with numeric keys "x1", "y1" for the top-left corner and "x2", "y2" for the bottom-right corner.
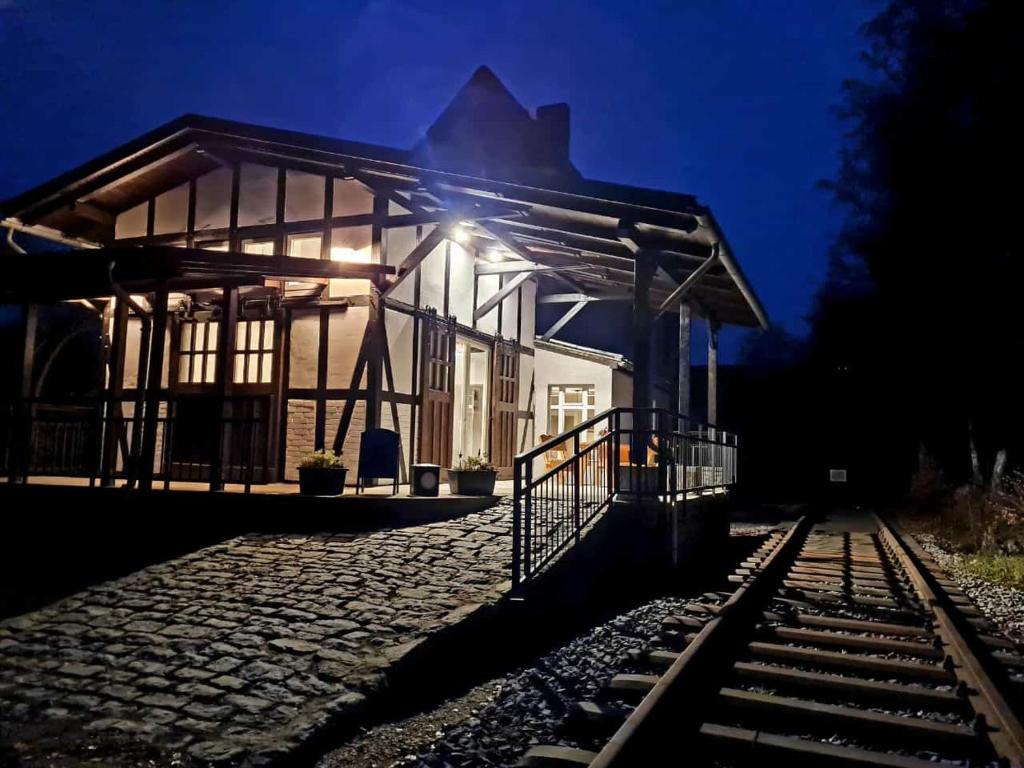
[
  {"x1": 452, "y1": 224, "x2": 470, "y2": 244},
  {"x1": 485, "y1": 248, "x2": 505, "y2": 263},
  {"x1": 330, "y1": 246, "x2": 368, "y2": 263}
]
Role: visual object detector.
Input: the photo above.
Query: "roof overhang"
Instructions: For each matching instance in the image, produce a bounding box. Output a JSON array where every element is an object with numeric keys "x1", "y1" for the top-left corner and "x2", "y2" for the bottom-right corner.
[
  {"x1": 0, "y1": 245, "x2": 394, "y2": 303},
  {"x1": 2, "y1": 114, "x2": 768, "y2": 328}
]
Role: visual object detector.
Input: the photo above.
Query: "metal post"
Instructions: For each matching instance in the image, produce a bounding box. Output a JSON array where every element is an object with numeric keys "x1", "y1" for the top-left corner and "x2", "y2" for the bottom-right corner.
[
  {"x1": 572, "y1": 431, "x2": 581, "y2": 544},
  {"x1": 631, "y1": 251, "x2": 655, "y2": 467},
  {"x1": 211, "y1": 286, "x2": 239, "y2": 491},
  {"x1": 512, "y1": 460, "x2": 522, "y2": 588},
  {"x1": 12, "y1": 304, "x2": 37, "y2": 483},
  {"x1": 523, "y1": 459, "x2": 533, "y2": 582},
  {"x1": 707, "y1": 314, "x2": 719, "y2": 425},
  {"x1": 678, "y1": 302, "x2": 691, "y2": 418}
]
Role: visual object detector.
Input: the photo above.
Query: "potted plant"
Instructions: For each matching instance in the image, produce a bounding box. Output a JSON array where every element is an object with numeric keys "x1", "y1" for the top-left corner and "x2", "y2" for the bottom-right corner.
[
  {"x1": 449, "y1": 454, "x2": 497, "y2": 496},
  {"x1": 298, "y1": 449, "x2": 347, "y2": 496}
]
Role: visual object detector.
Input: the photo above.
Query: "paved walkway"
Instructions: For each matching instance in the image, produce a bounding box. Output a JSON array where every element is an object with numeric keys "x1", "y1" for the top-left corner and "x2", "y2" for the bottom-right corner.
[{"x1": 0, "y1": 501, "x2": 513, "y2": 765}]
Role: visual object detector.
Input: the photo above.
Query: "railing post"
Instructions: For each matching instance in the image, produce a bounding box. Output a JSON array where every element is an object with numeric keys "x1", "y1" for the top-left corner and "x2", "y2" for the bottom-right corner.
[
  {"x1": 572, "y1": 431, "x2": 581, "y2": 544},
  {"x1": 512, "y1": 459, "x2": 522, "y2": 589},
  {"x1": 523, "y1": 459, "x2": 533, "y2": 582}
]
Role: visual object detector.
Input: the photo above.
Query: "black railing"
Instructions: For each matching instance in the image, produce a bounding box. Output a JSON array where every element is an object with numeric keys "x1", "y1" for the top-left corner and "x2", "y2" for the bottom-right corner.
[
  {"x1": 512, "y1": 407, "x2": 738, "y2": 588},
  {"x1": 2, "y1": 395, "x2": 270, "y2": 493}
]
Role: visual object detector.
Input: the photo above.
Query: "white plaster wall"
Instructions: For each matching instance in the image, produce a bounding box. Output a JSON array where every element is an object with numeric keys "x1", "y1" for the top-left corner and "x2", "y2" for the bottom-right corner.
[
  {"x1": 519, "y1": 279, "x2": 537, "y2": 348},
  {"x1": 194, "y1": 167, "x2": 232, "y2": 232},
  {"x1": 418, "y1": 229, "x2": 447, "y2": 313},
  {"x1": 326, "y1": 307, "x2": 369, "y2": 389},
  {"x1": 115, "y1": 201, "x2": 148, "y2": 239},
  {"x1": 383, "y1": 226, "x2": 418, "y2": 305},
  {"x1": 501, "y1": 280, "x2": 519, "y2": 340},
  {"x1": 384, "y1": 308, "x2": 414, "y2": 394},
  {"x1": 532, "y1": 347, "x2": 613, "y2": 435},
  {"x1": 612, "y1": 370, "x2": 634, "y2": 408},
  {"x1": 475, "y1": 273, "x2": 500, "y2": 335},
  {"x1": 288, "y1": 310, "x2": 320, "y2": 389},
  {"x1": 122, "y1": 317, "x2": 170, "y2": 389},
  {"x1": 153, "y1": 183, "x2": 188, "y2": 235},
  {"x1": 447, "y1": 242, "x2": 474, "y2": 325}
]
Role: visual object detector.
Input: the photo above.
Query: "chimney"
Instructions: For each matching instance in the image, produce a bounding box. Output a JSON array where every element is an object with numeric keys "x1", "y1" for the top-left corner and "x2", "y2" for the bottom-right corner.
[{"x1": 535, "y1": 103, "x2": 571, "y2": 169}]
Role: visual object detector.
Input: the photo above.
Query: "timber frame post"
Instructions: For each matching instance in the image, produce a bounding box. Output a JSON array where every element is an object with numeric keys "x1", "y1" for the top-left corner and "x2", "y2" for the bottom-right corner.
[
  {"x1": 100, "y1": 297, "x2": 129, "y2": 485},
  {"x1": 707, "y1": 313, "x2": 720, "y2": 426},
  {"x1": 678, "y1": 302, "x2": 692, "y2": 419},
  {"x1": 631, "y1": 250, "x2": 656, "y2": 464},
  {"x1": 10, "y1": 303, "x2": 38, "y2": 483},
  {"x1": 138, "y1": 282, "x2": 169, "y2": 491},
  {"x1": 209, "y1": 285, "x2": 239, "y2": 490}
]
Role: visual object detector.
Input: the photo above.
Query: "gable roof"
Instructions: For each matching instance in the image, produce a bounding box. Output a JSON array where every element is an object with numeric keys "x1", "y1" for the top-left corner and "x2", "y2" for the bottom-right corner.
[
  {"x1": 413, "y1": 65, "x2": 579, "y2": 181},
  {"x1": 1, "y1": 70, "x2": 768, "y2": 329}
]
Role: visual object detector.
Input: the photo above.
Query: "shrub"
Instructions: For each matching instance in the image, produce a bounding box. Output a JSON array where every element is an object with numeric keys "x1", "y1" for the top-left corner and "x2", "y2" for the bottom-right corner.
[
  {"x1": 299, "y1": 449, "x2": 343, "y2": 469},
  {"x1": 452, "y1": 453, "x2": 495, "y2": 472}
]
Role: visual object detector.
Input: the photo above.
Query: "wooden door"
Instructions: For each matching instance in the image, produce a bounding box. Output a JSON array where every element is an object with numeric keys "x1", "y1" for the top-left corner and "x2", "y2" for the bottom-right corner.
[
  {"x1": 488, "y1": 339, "x2": 519, "y2": 479},
  {"x1": 418, "y1": 314, "x2": 456, "y2": 472}
]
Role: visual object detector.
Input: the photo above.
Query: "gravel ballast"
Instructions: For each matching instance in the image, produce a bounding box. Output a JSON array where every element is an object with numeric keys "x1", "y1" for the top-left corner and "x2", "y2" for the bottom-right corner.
[{"x1": 914, "y1": 533, "x2": 1024, "y2": 642}]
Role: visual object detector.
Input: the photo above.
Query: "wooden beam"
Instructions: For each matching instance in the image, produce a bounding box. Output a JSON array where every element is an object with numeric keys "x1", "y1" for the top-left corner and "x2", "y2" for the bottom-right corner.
[
  {"x1": 380, "y1": 224, "x2": 447, "y2": 299},
  {"x1": 657, "y1": 245, "x2": 720, "y2": 317},
  {"x1": 540, "y1": 300, "x2": 588, "y2": 342},
  {"x1": 537, "y1": 292, "x2": 629, "y2": 304},
  {"x1": 473, "y1": 271, "x2": 532, "y2": 321},
  {"x1": 137, "y1": 282, "x2": 169, "y2": 491},
  {"x1": 475, "y1": 261, "x2": 586, "y2": 276}
]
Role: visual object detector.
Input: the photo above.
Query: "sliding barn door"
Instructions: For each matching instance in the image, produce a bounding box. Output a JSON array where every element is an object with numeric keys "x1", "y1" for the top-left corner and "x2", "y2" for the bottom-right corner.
[
  {"x1": 489, "y1": 339, "x2": 519, "y2": 480},
  {"x1": 418, "y1": 315, "x2": 455, "y2": 472}
]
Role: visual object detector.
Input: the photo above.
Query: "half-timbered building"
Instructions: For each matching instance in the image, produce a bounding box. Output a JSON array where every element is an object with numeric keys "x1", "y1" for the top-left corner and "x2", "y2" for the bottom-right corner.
[{"x1": 1, "y1": 67, "x2": 766, "y2": 492}]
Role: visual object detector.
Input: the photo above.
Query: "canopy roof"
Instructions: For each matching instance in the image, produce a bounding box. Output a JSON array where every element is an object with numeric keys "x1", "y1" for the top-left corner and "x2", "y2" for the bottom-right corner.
[{"x1": 2, "y1": 114, "x2": 767, "y2": 328}]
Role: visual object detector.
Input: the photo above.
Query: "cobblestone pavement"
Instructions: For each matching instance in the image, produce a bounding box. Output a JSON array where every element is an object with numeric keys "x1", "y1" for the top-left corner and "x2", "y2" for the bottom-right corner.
[{"x1": 0, "y1": 500, "x2": 512, "y2": 765}]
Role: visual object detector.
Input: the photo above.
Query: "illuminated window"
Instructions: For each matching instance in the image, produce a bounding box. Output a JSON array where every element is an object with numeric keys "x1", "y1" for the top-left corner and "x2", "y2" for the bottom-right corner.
[
  {"x1": 242, "y1": 239, "x2": 274, "y2": 256},
  {"x1": 287, "y1": 233, "x2": 322, "y2": 259},
  {"x1": 548, "y1": 385, "x2": 596, "y2": 440},
  {"x1": 177, "y1": 319, "x2": 219, "y2": 385},
  {"x1": 198, "y1": 240, "x2": 229, "y2": 252},
  {"x1": 234, "y1": 319, "x2": 275, "y2": 384}
]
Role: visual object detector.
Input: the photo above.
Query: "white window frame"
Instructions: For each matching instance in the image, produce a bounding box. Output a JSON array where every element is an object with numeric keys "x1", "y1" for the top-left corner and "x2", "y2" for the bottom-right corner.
[{"x1": 547, "y1": 384, "x2": 597, "y2": 441}]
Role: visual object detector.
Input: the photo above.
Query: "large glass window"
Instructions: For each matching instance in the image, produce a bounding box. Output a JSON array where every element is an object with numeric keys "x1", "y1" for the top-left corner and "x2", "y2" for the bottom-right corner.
[
  {"x1": 242, "y1": 239, "x2": 274, "y2": 256},
  {"x1": 287, "y1": 233, "x2": 322, "y2": 259},
  {"x1": 234, "y1": 319, "x2": 275, "y2": 384},
  {"x1": 177, "y1": 319, "x2": 219, "y2": 384},
  {"x1": 548, "y1": 385, "x2": 596, "y2": 440}
]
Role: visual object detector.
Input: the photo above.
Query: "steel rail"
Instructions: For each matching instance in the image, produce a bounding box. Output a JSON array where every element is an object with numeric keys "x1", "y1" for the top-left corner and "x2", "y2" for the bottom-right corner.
[
  {"x1": 876, "y1": 514, "x2": 1024, "y2": 768},
  {"x1": 587, "y1": 515, "x2": 813, "y2": 767}
]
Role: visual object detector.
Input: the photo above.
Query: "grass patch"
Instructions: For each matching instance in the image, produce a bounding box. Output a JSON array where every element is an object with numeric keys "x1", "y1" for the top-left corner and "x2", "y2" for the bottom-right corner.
[{"x1": 959, "y1": 554, "x2": 1024, "y2": 590}]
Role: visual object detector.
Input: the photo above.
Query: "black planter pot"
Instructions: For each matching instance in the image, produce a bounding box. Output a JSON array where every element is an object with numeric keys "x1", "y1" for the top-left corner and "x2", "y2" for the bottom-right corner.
[
  {"x1": 298, "y1": 466, "x2": 347, "y2": 496},
  {"x1": 448, "y1": 469, "x2": 497, "y2": 496}
]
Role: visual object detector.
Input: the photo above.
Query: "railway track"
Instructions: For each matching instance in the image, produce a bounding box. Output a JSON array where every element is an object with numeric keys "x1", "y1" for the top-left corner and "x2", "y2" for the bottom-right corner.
[{"x1": 518, "y1": 512, "x2": 1024, "y2": 768}]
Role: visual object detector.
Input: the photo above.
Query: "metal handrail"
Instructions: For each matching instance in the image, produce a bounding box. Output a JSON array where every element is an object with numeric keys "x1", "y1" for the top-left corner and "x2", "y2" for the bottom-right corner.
[{"x1": 512, "y1": 407, "x2": 738, "y2": 589}]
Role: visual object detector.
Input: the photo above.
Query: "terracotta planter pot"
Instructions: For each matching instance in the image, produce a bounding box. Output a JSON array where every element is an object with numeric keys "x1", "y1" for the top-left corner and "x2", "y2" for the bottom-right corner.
[
  {"x1": 298, "y1": 466, "x2": 347, "y2": 496},
  {"x1": 449, "y1": 469, "x2": 497, "y2": 496}
]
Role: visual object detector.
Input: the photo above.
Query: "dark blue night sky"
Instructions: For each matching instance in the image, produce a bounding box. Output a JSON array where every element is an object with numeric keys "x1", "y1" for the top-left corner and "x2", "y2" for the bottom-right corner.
[{"x1": 0, "y1": 0, "x2": 878, "y2": 360}]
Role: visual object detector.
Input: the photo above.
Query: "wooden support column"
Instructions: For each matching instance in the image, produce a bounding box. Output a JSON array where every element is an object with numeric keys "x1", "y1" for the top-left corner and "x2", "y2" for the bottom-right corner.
[
  {"x1": 631, "y1": 250, "x2": 656, "y2": 464},
  {"x1": 138, "y1": 282, "x2": 169, "y2": 491},
  {"x1": 707, "y1": 314, "x2": 720, "y2": 425},
  {"x1": 210, "y1": 286, "x2": 239, "y2": 490},
  {"x1": 101, "y1": 297, "x2": 129, "y2": 485},
  {"x1": 365, "y1": 195, "x2": 388, "y2": 434},
  {"x1": 10, "y1": 304, "x2": 37, "y2": 483},
  {"x1": 678, "y1": 302, "x2": 691, "y2": 419}
]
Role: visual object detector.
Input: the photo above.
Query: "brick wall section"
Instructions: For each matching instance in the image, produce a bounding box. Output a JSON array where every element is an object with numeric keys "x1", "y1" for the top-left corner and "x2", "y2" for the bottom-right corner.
[{"x1": 285, "y1": 400, "x2": 366, "y2": 481}]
